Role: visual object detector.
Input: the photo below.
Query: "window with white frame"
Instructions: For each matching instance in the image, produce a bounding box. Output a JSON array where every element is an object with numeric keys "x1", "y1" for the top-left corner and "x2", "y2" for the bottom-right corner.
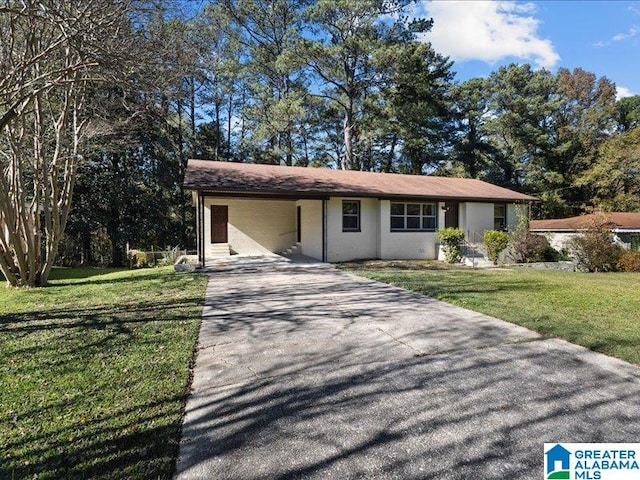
[
  {"x1": 390, "y1": 202, "x2": 437, "y2": 231},
  {"x1": 342, "y1": 200, "x2": 360, "y2": 232}
]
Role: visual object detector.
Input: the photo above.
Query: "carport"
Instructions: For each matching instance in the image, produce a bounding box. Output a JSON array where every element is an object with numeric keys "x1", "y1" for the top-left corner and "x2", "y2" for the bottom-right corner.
[{"x1": 193, "y1": 194, "x2": 326, "y2": 264}]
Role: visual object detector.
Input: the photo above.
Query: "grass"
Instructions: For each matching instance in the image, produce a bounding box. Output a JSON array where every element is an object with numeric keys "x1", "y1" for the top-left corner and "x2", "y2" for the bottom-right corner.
[
  {"x1": 0, "y1": 266, "x2": 208, "y2": 480},
  {"x1": 339, "y1": 260, "x2": 640, "y2": 365}
]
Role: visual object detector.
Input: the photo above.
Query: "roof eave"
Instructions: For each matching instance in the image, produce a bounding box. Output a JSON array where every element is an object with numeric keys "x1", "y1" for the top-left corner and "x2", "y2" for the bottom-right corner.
[
  {"x1": 529, "y1": 228, "x2": 577, "y2": 232},
  {"x1": 184, "y1": 186, "x2": 536, "y2": 203},
  {"x1": 531, "y1": 227, "x2": 640, "y2": 232}
]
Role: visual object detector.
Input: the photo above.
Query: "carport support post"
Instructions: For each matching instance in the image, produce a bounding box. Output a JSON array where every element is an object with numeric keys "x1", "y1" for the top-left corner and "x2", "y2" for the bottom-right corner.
[
  {"x1": 197, "y1": 192, "x2": 205, "y2": 267},
  {"x1": 322, "y1": 198, "x2": 327, "y2": 262}
]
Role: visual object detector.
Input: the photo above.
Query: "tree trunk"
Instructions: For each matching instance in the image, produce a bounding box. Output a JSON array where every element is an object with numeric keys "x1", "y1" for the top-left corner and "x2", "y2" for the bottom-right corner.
[
  {"x1": 383, "y1": 135, "x2": 397, "y2": 172},
  {"x1": 81, "y1": 232, "x2": 93, "y2": 266},
  {"x1": 0, "y1": 0, "x2": 128, "y2": 287},
  {"x1": 342, "y1": 106, "x2": 354, "y2": 170},
  {"x1": 215, "y1": 101, "x2": 221, "y2": 160},
  {"x1": 227, "y1": 92, "x2": 233, "y2": 161},
  {"x1": 468, "y1": 118, "x2": 478, "y2": 178}
]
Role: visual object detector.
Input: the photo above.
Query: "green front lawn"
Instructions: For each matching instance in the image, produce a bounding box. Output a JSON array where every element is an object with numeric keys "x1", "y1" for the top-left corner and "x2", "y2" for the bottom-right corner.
[
  {"x1": 339, "y1": 260, "x2": 640, "y2": 365},
  {"x1": 0, "y1": 267, "x2": 208, "y2": 479}
]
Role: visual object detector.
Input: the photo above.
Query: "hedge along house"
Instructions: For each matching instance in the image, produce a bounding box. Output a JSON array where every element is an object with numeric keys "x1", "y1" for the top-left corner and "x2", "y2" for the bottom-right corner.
[{"x1": 184, "y1": 160, "x2": 537, "y2": 265}]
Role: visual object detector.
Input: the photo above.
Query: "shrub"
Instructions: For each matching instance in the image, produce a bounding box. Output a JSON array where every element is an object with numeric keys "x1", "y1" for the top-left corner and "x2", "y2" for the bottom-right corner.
[
  {"x1": 508, "y1": 207, "x2": 561, "y2": 263},
  {"x1": 569, "y1": 230, "x2": 621, "y2": 272},
  {"x1": 157, "y1": 247, "x2": 181, "y2": 267},
  {"x1": 129, "y1": 250, "x2": 149, "y2": 268},
  {"x1": 517, "y1": 234, "x2": 563, "y2": 263},
  {"x1": 437, "y1": 227, "x2": 465, "y2": 263},
  {"x1": 483, "y1": 230, "x2": 509, "y2": 265},
  {"x1": 618, "y1": 250, "x2": 640, "y2": 272}
]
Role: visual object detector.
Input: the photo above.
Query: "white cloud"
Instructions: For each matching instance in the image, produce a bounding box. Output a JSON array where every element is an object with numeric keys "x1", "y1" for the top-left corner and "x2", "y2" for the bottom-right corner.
[
  {"x1": 612, "y1": 26, "x2": 639, "y2": 41},
  {"x1": 616, "y1": 85, "x2": 635, "y2": 100},
  {"x1": 414, "y1": 0, "x2": 560, "y2": 68},
  {"x1": 594, "y1": 25, "x2": 639, "y2": 49}
]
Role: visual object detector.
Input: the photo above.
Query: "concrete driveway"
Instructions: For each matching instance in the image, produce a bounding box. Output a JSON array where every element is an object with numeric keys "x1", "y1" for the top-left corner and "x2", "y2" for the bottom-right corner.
[{"x1": 176, "y1": 259, "x2": 640, "y2": 479}]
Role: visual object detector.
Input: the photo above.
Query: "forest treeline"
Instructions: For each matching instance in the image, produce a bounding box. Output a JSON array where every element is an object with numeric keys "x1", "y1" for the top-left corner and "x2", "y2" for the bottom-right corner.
[{"x1": 2, "y1": 0, "x2": 640, "y2": 277}]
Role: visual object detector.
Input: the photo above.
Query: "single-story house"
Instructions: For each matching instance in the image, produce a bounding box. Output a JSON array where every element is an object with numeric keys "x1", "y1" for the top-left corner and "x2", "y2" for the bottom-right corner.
[
  {"x1": 530, "y1": 212, "x2": 640, "y2": 252},
  {"x1": 184, "y1": 160, "x2": 537, "y2": 265}
]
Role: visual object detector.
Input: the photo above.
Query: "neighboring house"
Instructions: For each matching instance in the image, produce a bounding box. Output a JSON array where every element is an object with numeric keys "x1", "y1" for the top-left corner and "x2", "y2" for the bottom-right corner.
[
  {"x1": 183, "y1": 160, "x2": 536, "y2": 265},
  {"x1": 530, "y1": 212, "x2": 640, "y2": 252}
]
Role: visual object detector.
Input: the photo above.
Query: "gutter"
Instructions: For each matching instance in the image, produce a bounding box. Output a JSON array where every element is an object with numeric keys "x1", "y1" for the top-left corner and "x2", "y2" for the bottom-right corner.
[{"x1": 185, "y1": 188, "x2": 536, "y2": 203}]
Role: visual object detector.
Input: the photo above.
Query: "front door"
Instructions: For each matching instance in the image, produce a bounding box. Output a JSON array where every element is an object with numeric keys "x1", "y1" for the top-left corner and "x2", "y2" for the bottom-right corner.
[
  {"x1": 297, "y1": 206, "x2": 301, "y2": 243},
  {"x1": 444, "y1": 202, "x2": 459, "y2": 228},
  {"x1": 211, "y1": 205, "x2": 228, "y2": 243}
]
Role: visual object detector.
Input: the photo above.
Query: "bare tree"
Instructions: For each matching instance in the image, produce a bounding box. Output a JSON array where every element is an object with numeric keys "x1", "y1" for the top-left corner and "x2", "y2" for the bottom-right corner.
[{"x1": 0, "y1": 0, "x2": 130, "y2": 286}]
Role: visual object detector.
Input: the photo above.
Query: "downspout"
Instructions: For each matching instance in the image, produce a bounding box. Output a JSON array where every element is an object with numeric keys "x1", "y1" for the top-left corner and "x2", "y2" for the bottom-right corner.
[{"x1": 322, "y1": 199, "x2": 327, "y2": 262}]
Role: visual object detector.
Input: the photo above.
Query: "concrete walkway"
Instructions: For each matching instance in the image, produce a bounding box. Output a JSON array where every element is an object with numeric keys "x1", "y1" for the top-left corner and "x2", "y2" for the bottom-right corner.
[{"x1": 176, "y1": 260, "x2": 640, "y2": 479}]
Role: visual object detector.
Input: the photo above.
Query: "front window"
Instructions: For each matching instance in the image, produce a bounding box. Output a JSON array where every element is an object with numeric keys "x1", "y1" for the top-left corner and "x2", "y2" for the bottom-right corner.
[
  {"x1": 494, "y1": 204, "x2": 507, "y2": 230},
  {"x1": 342, "y1": 200, "x2": 360, "y2": 232},
  {"x1": 390, "y1": 202, "x2": 437, "y2": 231}
]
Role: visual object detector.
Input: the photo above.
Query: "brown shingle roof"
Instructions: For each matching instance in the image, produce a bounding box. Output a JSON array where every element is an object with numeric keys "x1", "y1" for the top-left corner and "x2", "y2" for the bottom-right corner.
[
  {"x1": 530, "y1": 212, "x2": 640, "y2": 231},
  {"x1": 184, "y1": 160, "x2": 537, "y2": 202}
]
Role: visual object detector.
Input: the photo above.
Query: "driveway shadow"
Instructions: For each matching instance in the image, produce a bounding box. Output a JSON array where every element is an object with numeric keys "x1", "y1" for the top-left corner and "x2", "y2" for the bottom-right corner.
[{"x1": 176, "y1": 266, "x2": 640, "y2": 479}]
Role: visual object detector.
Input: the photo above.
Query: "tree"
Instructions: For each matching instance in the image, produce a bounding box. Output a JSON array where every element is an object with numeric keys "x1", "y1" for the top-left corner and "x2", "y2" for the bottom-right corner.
[
  {"x1": 450, "y1": 78, "x2": 495, "y2": 179},
  {"x1": 485, "y1": 64, "x2": 557, "y2": 190},
  {"x1": 577, "y1": 127, "x2": 640, "y2": 211},
  {"x1": 57, "y1": 1, "x2": 222, "y2": 268},
  {"x1": 302, "y1": 0, "x2": 418, "y2": 170},
  {"x1": 207, "y1": 0, "x2": 310, "y2": 166},
  {"x1": 140, "y1": 8, "x2": 206, "y2": 246},
  {"x1": 69, "y1": 94, "x2": 188, "y2": 267},
  {"x1": 188, "y1": 5, "x2": 242, "y2": 161},
  {"x1": 456, "y1": 64, "x2": 617, "y2": 218},
  {"x1": 63, "y1": 0, "x2": 210, "y2": 267},
  {"x1": 379, "y1": 40, "x2": 455, "y2": 174},
  {"x1": 617, "y1": 95, "x2": 640, "y2": 131},
  {"x1": 542, "y1": 68, "x2": 617, "y2": 216},
  {"x1": 0, "y1": 0, "x2": 130, "y2": 286}
]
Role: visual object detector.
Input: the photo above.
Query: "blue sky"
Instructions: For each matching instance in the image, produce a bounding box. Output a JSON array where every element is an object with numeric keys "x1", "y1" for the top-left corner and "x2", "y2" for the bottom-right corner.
[{"x1": 413, "y1": 0, "x2": 640, "y2": 98}]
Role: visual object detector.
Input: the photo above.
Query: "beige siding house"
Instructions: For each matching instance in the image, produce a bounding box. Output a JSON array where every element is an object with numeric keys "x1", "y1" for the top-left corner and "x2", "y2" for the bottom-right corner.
[
  {"x1": 530, "y1": 212, "x2": 640, "y2": 252},
  {"x1": 184, "y1": 160, "x2": 536, "y2": 265}
]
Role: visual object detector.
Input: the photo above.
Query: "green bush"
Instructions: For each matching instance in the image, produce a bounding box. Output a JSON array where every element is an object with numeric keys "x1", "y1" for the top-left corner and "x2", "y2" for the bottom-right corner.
[
  {"x1": 508, "y1": 207, "x2": 564, "y2": 263},
  {"x1": 511, "y1": 232, "x2": 563, "y2": 263},
  {"x1": 129, "y1": 250, "x2": 149, "y2": 268},
  {"x1": 570, "y1": 229, "x2": 621, "y2": 272},
  {"x1": 157, "y1": 247, "x2": 180, "y2": 267},
  {"x1": 483, "y1": 230, "x2": 509, "y2": 265},
  {"x1": 618, "y1": 250, "x2": 640, "y2": 272},
  {"x1": 437, "y1": 227, "x2": 465, "y2": 263}
]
